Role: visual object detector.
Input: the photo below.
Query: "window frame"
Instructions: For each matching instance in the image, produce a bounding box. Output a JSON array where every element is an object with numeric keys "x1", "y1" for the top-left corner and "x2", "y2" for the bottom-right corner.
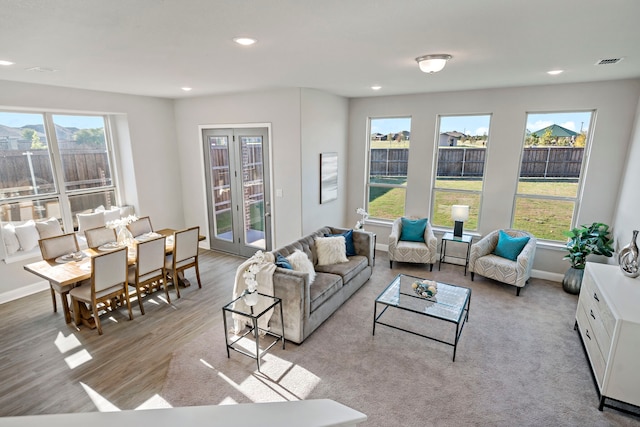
[
  {"x1": 0, "y1": 110, "x2": 122, "y2": 261},
  {"x1": 365, "y1": 116, "x2": 412, "y2": 222},
  {"x1": 511, "y1": 110, "x2": 596, "y2": 242}
]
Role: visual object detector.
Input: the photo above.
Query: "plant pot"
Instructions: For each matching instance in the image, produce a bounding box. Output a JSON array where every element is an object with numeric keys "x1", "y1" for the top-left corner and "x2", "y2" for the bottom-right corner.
[{"x1": 563, "y1": 267, "x2": 584, "y2": 294}]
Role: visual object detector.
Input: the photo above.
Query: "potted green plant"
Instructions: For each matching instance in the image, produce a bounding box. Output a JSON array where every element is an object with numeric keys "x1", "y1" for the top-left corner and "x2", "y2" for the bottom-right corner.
[{"x1": 562, "y1": 222, "x2": 614, "y2": 294}]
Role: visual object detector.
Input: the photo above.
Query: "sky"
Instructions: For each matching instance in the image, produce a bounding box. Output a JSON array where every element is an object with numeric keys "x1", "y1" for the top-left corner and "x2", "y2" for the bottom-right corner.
[
  {"x1": 370, "y1": 111, "x2": 593, "y2": 137},
  {"x1": 0, "y1": 112, "x2": 104, "y2": 128}
]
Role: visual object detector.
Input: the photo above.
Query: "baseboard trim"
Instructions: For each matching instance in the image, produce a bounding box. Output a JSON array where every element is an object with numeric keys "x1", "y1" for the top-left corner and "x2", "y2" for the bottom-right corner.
[{"x1": 0, "y1": 280, "x2": 49, "y2": 305}]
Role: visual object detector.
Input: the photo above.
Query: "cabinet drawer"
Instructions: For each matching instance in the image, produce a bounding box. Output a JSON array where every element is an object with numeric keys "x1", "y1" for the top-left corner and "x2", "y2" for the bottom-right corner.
[
  {"x1": 581, "y1": 271, "x2": 615, "y2": 337},
  {"x1": 579, "y1": 293, "x2": 612, "y2": 360},
  {"x1": 576, "y1": 303, "x2": 606, "y2": 387}
]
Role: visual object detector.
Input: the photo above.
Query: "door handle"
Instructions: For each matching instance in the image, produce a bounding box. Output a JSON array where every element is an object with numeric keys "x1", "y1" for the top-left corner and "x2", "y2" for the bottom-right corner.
[{"x1": 264, "y1": 212, "x2": 271, "y2": 217}]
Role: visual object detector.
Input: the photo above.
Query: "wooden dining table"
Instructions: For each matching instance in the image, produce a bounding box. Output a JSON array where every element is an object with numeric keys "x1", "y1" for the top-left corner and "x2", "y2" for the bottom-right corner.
[{"x1": 23, "y1": 228, "x2": 205, "y2": 329}]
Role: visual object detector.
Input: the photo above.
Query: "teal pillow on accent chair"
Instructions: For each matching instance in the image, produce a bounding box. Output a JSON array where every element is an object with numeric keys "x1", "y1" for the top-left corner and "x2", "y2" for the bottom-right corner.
[
  {"x1": 399, "y1": 217, "x2": 428, "y2": 242},
  {"x1": 493, "y1": 230, "x2": 530, "y2": 261}
]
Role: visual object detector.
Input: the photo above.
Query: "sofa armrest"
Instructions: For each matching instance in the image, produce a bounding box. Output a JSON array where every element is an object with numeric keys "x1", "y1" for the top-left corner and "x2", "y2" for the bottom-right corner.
[
  {"x1": 388, "y1": 218, "x2": 401, "y2": 255},
  {"x1": 271, "y1": 267, "x2": 311, "y2": 344},
  {"x1": 515, "y1": 236, "x2": 537, "y2": 287},
  {"x1": 351, "y1": 229, "x2": 374, "y2": 266},
  {"x1": 469, "y1": 229, "x2": 500, "y2": 272}
]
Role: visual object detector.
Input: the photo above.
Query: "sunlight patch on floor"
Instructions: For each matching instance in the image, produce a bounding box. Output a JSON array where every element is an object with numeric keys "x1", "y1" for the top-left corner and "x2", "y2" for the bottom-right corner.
[
  {"x1": 135, "y1": 394, "x2": 173, "y2": 409},
  {"x1": 80, "y1": 382, "x2": 120, "y2": 412},
  {"x1": 64, "y1": 349, "x2": 92, "y2": 369},
  {"x1": 54, "y1": 331, "x2": 82, "y2": 353}
]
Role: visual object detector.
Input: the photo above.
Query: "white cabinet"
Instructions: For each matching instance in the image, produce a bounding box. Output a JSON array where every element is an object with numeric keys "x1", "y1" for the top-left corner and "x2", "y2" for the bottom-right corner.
[{"x1": 576, "y1": 262, "x2": 640, "y2": 410}]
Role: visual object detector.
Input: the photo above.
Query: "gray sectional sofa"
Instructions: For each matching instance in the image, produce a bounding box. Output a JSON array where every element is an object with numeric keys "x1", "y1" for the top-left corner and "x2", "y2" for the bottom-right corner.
[{"x1": 269, "y1": 226, "x2": 374, "y2": 344}]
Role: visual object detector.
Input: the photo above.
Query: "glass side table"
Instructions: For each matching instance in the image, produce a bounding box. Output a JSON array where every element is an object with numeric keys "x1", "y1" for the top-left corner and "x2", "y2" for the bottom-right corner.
[
  {"x1": 439, "y1": 232, "x2": 473, "y2": 275},
  {"x1": 222, "y1": 292, "x2": 285, "y2": 371}
]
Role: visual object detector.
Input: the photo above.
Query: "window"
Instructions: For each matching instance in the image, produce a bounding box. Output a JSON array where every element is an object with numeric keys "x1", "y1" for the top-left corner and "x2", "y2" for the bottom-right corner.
[
  {"x1": 513, "y1": 111, "x2": 594, "y2": 241},
  {"x1": 367, "y1": 117, "x2": 410, "y2": 220},
  {"x1": 431, "y1": 114, "x2": 491, "y2": 232},
  {"x1": 0, "y1": 111, "x2": 119, "y2": 258}
]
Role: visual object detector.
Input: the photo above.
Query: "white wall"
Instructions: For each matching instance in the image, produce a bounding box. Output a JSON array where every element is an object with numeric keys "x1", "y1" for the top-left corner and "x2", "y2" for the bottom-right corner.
[
  {"x1": 612, "y1": 94, "x2": 640, "y2": 254},
  {"x1": 300, "y1": 89, "x2": 349, "y2": 234},
  {"x1": 0, "y1": 80, "x2": 181, "y2": 296},
  {"x1": 172, "y1": 88, "x2": 304, "y2": 249},
  {"x1": 347, "y1": 79, "x2": 640, "y2": 277}
]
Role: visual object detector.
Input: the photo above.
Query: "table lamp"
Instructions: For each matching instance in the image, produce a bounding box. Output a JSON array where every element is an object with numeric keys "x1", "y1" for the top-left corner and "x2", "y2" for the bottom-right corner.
[{"x1": 451, "y1": 205, "x2": 469, "y2": 238}]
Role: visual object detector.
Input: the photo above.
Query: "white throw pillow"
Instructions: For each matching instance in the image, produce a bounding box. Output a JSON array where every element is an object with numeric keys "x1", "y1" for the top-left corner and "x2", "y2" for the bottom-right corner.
[
  {"x1": 14, "y1": 220, "x2": 40, "y2": 251},
  {"x1": 286, "y1": 249, "x2": 316, "y2": 285},
  {"x1": 35, "y1": 217, "x2": 63, "y2": 239},
  {"x1": 2, "y1": 224, "x2": 20, "y2": 255},
  {"x1": 77, "y1": 211, "x2": 106, "y2": 235},
  {"x1": 103, "y1": 207, "x2": 121, "y2": 225},
  {"x1": 315, "y1": 236, "x2": 348, "y2": 266}
]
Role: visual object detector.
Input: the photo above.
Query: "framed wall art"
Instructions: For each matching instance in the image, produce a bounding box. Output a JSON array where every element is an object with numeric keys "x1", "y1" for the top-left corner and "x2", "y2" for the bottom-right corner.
[{"x1": 320, "y1": 152, "x2": 338, "y2": 204}]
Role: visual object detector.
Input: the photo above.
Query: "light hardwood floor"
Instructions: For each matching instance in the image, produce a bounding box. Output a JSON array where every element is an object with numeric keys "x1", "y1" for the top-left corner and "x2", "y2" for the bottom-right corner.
[{"x1": 0, "y1": 249, "x2": 244, "y2": 416}]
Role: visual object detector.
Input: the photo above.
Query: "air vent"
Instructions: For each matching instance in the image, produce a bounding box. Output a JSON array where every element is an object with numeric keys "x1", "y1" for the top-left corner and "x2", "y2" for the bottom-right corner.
[
  {"x1": 595, "y1": 58, "x2": 624, "y2": 65},
  {"x1": 25, "y1": 66, "x2": 58, "y2": 72}
]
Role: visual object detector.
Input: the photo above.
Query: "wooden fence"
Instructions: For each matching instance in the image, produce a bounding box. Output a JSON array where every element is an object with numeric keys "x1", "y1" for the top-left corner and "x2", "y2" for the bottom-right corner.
[{"x1": 370, "y1": 146, "x2": 584, "y2": 179}]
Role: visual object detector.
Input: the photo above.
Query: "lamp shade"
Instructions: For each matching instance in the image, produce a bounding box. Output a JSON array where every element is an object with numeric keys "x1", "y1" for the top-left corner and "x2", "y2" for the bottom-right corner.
[
  {"x1": 451, "y1": 205, "x2": 469, "y2": 222},
  {"x1": 416, "y1": 54, "x2": 452, "y2": 73}
]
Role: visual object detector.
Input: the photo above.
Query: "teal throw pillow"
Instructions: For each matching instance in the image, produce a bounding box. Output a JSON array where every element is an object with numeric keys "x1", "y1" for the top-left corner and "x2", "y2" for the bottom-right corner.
[
  {"x1": 493, "y1": 230, "x2": 530, "y2": 261},
  {"x1": 325, "y1": 229, "x2": 356, "y2": 256},
  {"x1": 275, "y1": 253, "x2": 292, "y2": 269},
  {"x1": 400, "y1": 217, "x2": 428, "y2": 242}
]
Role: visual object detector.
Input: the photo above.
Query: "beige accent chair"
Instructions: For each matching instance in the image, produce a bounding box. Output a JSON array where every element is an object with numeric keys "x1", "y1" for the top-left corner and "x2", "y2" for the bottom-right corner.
[
  {"x1": 84, "y1": 226, "x2": 117, "y2": 249},
  {"x1": 469, "y1": 229, "x2": 536, "y2": 296},
  {"x1": 388, "y1": 218, "x2": 438, "y2": 270},
  {"x1": 127, "y1": 216, "x2": 153, "y2": 238},
  {"x1": 165, "y1": 226, "x2": 202, "y2": 298},
  {"x1": 38, "y1": 233, "x2": 82, "y2": 323},
  {"x1": 129, "y1": 235, "x2": 169, "y2": 313},
  {"x1": 69, "y1": 246, "x2": 132, "y2": 335}
]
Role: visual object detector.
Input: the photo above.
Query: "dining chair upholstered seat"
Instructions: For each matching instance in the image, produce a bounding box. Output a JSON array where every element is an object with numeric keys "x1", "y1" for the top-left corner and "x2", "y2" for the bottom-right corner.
[
  {"x1": 69, "y1": 247, "x2": 133, "y2": 335},
  {"x1": 127, "y1": 216, "x2": 153, "y2": 238},
  {"x1": 469, "y1": 229, "x2": 537, "y2": 296},
  {"x1": 388, "y1": 217, "x2": 438, "y2": 270},
  {"x1": 38, "y1": 233, "x2": 82, "y2": 323},
  {"x1": 85, "y1": 226, "x2": 117, "y2": 249},
  {"x1": 164, "y1": 226, "x2": 201, "y2": 298},
  {"x1": 128, "y1": 236, "x2": 169, "y2": 313}
]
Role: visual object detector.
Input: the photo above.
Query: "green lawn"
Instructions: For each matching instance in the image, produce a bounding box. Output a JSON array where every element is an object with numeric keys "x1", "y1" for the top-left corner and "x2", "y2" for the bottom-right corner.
[{"x1": 369, "y1": 179, "x2": 578, "y2": 241}]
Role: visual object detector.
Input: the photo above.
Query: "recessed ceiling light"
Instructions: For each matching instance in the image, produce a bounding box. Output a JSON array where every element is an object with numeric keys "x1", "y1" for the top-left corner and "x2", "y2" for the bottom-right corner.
[
  {"x1": 0, "y1": 60, "x2": 14, "y2": 66},
  {"x1": 371, "y1": 86, "x2": 382, "y2": 91},
  {"x1": 181, "y1": 87, "x2": 192, "y2": 92},
  {"x1": 233, "y1": 37, "x2": 257, "y2": 46},
  {"x1": 25, "y1": 66, "x2": 58, "y2": 72},
  {"x1": 547, "y1": 70, "x2": 564, "y2": 75}
]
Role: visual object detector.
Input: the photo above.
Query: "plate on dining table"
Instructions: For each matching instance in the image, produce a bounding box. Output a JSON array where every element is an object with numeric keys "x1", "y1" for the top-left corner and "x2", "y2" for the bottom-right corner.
[
  {"x1": 55, "y1": 252, "x2": 86, "y2": 263},
  {"x1": 136, "y1": 232, "x2": 162, "y2": 242},
  {"x1": 98, "y1": 242, "x2": 122, "y2": 251}
]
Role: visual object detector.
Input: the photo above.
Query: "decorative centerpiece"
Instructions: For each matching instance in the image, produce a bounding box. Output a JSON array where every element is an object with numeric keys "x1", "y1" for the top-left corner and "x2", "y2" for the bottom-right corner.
[
  {"x1": 355, "y1": 207, "x2": 369, "y2": 230},
  {"x1": 106, "y1": 214, "x2": 138, "y2": 247},
  {"x1": 412, "y1": 279, "x2": 438, "y2": 298},
  {"x1": 242, "y1": 250, "x2": 267, "y2": 306}
]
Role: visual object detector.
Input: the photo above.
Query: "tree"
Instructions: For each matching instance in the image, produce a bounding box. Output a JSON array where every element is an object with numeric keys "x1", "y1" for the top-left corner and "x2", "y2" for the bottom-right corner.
[
  {"x1": 22, "y1": 128, "x2": 46, "y2": 149},
  {"x1": 74, "y1": 128, "x2": 105, "y2": 147}
]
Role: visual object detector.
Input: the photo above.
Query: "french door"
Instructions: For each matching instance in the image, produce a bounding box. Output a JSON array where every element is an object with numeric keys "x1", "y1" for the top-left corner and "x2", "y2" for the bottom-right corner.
[{"x1": 202, "y1": 127, "x2": 272, "y2": 257}]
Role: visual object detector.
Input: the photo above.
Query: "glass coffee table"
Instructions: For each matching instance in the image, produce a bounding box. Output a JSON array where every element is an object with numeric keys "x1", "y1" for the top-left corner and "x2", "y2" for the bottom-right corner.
[{"x1": 373, "y1": 274, "x2": 471, "y2": 361}]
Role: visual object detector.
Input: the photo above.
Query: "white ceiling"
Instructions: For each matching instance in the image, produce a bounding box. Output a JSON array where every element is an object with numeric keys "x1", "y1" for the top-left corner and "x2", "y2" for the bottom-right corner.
[{"x1": 1, "y1": 0, "x2": 639, "y2": 100}]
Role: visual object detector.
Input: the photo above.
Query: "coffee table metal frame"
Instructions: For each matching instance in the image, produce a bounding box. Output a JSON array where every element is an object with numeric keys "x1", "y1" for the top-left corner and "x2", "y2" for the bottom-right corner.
[
  {"x1": 222, "y1": 292, "x2": 285, "y2": 371},
  {"x1": 373, "y1": 273, "x2": 471, "y2": 362}
]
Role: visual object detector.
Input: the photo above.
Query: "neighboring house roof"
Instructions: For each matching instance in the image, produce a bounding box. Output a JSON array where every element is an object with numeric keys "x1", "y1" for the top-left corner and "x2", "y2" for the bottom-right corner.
[
  {"x1": 441, "y1": 131, "x2": 466, "y2": 138},
  {"x1": 531, "y1": 124, "x2": 578, "y2": 138}
]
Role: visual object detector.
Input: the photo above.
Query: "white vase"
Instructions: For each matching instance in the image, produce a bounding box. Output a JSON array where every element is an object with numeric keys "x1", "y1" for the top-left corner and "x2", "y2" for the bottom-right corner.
[
  {"x1": 116, "y1": 225, "x2": 134, "y2": 247},
  {"x1": 242, "y1": 290, "x2": 259, "y2": 306}
]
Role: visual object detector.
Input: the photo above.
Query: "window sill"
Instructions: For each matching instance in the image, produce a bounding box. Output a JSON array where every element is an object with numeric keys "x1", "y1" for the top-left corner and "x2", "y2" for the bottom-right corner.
[{"x1": 3, "y1": 248, "x2": 42, "y2": 264}]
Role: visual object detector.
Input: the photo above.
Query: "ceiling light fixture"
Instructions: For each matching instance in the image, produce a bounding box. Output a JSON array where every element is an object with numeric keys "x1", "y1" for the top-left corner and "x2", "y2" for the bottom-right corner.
[
  {"x1": 233, "y1": 37, "x2": 257, "y2": 46},
  {"x1": 0, "y1": 60, "x2": 14, "y2": 66},
  {"x1": 371, "y1": 85, "x2": 381, "y2": 91},
  {"x1": 547, "y1": 70, "x2": 564, "y2": 75},
  {"x1": 416, "y1": 54, "x2": 452, "y2": 74},
  {"x1": 181, "y1": 87, "x2": 192, "y2": 91}
]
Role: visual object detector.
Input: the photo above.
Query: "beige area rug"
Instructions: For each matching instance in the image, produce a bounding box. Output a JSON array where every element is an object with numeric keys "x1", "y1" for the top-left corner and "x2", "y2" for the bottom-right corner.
[{"x1": 161, "y1": 258, "x2": 639, "y2": 426}]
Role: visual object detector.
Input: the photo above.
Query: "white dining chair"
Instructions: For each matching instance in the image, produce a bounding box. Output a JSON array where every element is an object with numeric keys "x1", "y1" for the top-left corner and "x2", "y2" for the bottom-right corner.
[
  {"x1": 84, "y1": 226, "x2": 117, "y2": 249},
  {"x1": 129, "y1": 236, "x2": 169, "y2": 314},
  {"x1": 165, "y1": 226, "x2": 201, "y2": 298},
  {"x1": 127, "y1": 216, "x2": 153, "y2": 238},
  {"x1": 38, "y1": 233, "x2": 82, "y2": 323},
  {"x1": 69, "y1": 246, "x2": 132, "y2": 335}
]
